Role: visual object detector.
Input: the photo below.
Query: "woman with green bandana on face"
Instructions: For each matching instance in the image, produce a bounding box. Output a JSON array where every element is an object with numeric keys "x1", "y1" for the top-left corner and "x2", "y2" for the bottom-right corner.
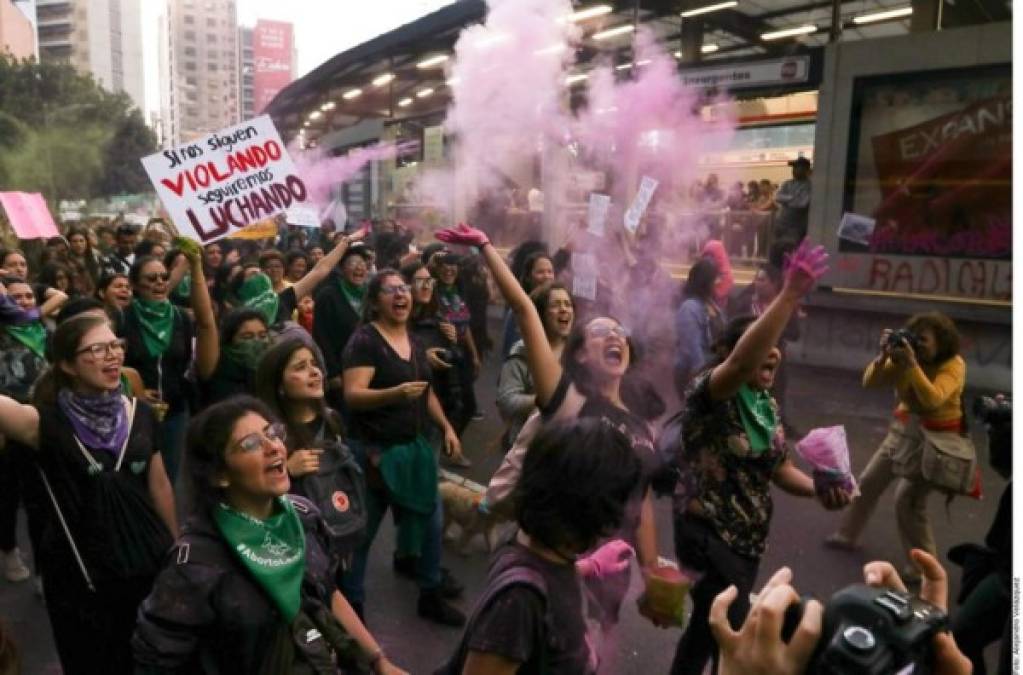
[
  {"x1": 133, "y1": 396, "x2": 407, "y2": 675},
  {"x1": 198, "y1": 308, "x2": 271, "y2": 406},
  {"x1": 668, "y1": 240, "x2": 852, "y2": 675},
  {"x1": 121, "y1": 250, "x2": 218, "y2": 483}
]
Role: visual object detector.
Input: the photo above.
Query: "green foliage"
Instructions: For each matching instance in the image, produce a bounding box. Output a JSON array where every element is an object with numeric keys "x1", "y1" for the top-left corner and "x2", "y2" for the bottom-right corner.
[{"x1": 0, "y1": 53, "x2": 157, "y2": 200}]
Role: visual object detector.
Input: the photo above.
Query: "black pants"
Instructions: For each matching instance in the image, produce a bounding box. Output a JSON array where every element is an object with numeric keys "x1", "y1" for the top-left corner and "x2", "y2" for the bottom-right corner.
[
  {"x1": 671, "y1": 516, "x2": 760, "y2": 675},
  {"x1": 0, "y1": 445, "x2": 20, "y2": 552}
]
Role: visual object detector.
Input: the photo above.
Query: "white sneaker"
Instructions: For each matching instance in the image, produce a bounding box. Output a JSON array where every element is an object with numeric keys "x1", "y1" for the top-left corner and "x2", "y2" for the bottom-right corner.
[{"x1": 3, "y1": 548, "x2": 31, "y2": 583}]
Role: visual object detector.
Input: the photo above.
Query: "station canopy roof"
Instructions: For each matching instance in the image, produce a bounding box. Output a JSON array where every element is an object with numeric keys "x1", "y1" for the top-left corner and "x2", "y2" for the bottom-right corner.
[{"x1": 267, "y1": 0, "x2": 1010, "y2": 147}]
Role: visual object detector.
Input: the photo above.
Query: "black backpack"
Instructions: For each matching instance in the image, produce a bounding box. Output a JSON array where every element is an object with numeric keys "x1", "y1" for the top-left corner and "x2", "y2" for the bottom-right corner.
[{"x1": 290, "y1": 422, "x2": 368, "y2": 560}]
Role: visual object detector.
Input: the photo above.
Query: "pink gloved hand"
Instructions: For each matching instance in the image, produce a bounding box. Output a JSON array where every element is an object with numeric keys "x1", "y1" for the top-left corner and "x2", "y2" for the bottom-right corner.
[
  {"x1": 782, "y1": 239, "x2": 829, "y2": 298},
  {"x1": 576, "y1": 539, "x2": 634, "y2": 579},
  {"x1": 435, "y1": 222, "x2": 490, "y2": 248}
]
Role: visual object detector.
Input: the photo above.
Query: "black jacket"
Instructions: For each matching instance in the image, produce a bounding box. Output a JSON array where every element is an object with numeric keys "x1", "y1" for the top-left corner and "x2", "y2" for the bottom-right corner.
[
  {"x1": 132, "y1": 497, "x2": 342, "y2": 674},
  {"x1": 312, "y1": 275, "x2": 363, "y2": 380}
]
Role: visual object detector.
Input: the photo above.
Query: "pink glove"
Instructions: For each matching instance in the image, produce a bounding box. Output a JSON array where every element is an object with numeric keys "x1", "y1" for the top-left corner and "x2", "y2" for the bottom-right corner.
[
  {"x1": 435, "y1": 222, "x2": 490, "y2": 248},
  {"x1": 576, "y1": 539, "x2": 635, "y2": 579},
  {"x1": 782, "y1": 239, "x2": 829, "y2": 297}
]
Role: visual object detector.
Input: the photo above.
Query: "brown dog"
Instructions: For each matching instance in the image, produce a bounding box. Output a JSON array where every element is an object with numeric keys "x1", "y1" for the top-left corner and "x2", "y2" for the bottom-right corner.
[{"x1": 438, "y1": 470, "x2": 503, "y2": 555}]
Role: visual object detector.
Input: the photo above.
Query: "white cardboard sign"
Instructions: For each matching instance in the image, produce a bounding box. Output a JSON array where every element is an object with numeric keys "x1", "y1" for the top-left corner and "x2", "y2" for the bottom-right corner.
[
  {"x1": 571, "y1": 252, "x2": 597, "y2": 301},
  {"x1": 623, "y1": 176, "x2": 659, "y2": 234},
  {"x1": 141, "y1": 115, "x2": 308, "y2": 243},
  {"x1": 285, "y1": 206, "x2": 321, "y2": 228},
  {"x1": 587, "y1": 193, "x2": 610, "y2": 237}
]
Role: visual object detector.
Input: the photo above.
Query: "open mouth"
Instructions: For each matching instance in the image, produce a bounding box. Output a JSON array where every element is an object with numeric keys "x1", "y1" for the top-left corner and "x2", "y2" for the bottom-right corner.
[
  {"x1": 604, "y1": 344, "x2": 624, "y2": 366},
  {"x1": 392, "y1": 298, "x2": 410, "y2": 311},
  {"x1": 101, "y1": 364, "x2": 120, "y2": 378},
  {"x1": 265, "y1": 458, "x2": 286, "y2": 476}
]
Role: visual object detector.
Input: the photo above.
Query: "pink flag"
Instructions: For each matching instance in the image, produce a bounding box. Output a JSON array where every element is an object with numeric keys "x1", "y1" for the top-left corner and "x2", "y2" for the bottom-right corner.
[{"x1": 0, "y1": 192, "x2": 60, "y2": 240}]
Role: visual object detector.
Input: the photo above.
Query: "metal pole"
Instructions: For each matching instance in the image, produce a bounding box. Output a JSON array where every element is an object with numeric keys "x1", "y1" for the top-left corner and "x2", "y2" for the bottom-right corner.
[{"x1": 829, "y1": 0, "x2": 842, "y2": 42}]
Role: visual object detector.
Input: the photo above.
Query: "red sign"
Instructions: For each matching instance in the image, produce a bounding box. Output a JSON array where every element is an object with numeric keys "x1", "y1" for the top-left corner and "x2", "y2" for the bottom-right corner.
[
  {"x1": 868, "y1": 95, "x2": 1011, "y2": 259},
  {"x1": 253, "y1": 20, "x2": 294, "y2": 114}
]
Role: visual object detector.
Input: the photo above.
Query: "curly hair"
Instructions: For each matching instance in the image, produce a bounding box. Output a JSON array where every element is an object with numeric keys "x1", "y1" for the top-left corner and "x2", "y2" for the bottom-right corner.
[
  {"x1": 513, "y1": 418, "x2": 640, "y2": 554},
  {"x1": 905, "y1": 312, "x2": 960, "y2": 365}
]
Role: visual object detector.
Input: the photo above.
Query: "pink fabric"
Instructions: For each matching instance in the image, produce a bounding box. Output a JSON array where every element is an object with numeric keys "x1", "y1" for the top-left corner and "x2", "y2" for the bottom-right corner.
[
  {"x1": 0, "y1": 192, "x2": 60, "y2": 239},
  {"x1": 701, "y1": 239, "x2": 733, "y2": 304}
]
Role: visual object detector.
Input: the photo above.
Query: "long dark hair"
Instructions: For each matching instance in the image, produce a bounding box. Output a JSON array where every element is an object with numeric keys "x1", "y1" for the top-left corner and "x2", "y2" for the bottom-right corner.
[
  {"x1": 683, "y1": 257, "x2": 719, "y2": 302},
  {"x1": 361, "y1": 268, "x2": 404, "y2": 324},
  {"x1": 33, "y1": 314, "x2": 110, "y2": 406},
  {"x1": 520, "y1": 252, "x2": 553, "y2": 293},
  {"x1": 253, "y1": 338, "x2": 341, "y2": 451},
  {"x1": 184, "y1": 395, "x2": 277, "y2": 517},
  {"x1": 219, "y1": 307, "x2": 268, "y2": 346},
  {"x1": 400, "y1": 261, "x2": 439, "y2": 322}
]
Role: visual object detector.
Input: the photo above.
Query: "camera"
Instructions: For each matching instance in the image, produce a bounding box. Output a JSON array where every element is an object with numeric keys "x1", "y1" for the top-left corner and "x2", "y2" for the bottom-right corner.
[
  {"x1": 783, "y1": 584, "x2": 947, "y2": 674},
  {"x1": 885, "y1": 328, "x2": 921, "y2": 353},
  {"x1": 435, "y1": 348, "x2": 456, "y2": 364}
]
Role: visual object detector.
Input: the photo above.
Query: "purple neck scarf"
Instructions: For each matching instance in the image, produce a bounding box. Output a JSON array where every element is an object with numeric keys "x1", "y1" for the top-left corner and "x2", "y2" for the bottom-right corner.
[{"x1": 57, "y1": 389, "x2": 130, "y2": 457}]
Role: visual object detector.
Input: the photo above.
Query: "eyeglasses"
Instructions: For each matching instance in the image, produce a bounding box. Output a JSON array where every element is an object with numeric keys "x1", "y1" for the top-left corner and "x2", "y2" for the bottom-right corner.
[
  {"x1": 142, "y1": 272, "x2": 170, "y2": 284},
  {"x1": 380, "y1": 284, "x2": 411, "y2": 296},
  {"x1": 412, "y1": 278, "x2": 436, "y2": 288},
  {"x1": 233, "y1": 423, "x2": 286, "y2": 454},
  {"x1": 76, "y1": 338, "x2": 126, "y2": 359},
  {"x1": 586, "y1": 323, "x2": 629, "y2": 339}
]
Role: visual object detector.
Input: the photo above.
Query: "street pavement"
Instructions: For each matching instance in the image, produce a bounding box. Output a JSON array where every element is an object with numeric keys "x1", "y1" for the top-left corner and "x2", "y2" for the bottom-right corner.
[{"x1": 2, "y1": 353, "x2": 1006, "y2": 674}]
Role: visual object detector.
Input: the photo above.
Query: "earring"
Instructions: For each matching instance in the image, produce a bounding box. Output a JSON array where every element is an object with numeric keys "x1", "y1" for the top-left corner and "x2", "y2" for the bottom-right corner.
[{"x1": 217, "y1": 480, "x2": 229, "y2": 488}]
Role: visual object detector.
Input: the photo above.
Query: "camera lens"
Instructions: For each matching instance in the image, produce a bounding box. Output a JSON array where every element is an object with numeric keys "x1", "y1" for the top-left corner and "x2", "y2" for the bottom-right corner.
[{"x1": 842, "y1": 626, "x2": 877, "y2": 652}]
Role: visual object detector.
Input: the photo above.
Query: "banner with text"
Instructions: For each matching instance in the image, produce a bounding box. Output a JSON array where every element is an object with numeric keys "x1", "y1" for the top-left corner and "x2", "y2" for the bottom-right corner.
[{"x1": 141, "y1": 115, "x2": 308, "y2": 244}]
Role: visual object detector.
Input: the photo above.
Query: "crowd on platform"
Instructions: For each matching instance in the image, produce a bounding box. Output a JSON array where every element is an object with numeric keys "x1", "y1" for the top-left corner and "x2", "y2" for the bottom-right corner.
[{"x1": 0, "y1": 200, "x2": 1007, "y2": 674}]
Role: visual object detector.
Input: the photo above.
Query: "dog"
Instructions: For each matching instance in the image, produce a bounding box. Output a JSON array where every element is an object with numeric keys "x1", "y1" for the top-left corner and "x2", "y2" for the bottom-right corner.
[{"x1": 438, "y1": 470, "x2": 504, "y2": 555}]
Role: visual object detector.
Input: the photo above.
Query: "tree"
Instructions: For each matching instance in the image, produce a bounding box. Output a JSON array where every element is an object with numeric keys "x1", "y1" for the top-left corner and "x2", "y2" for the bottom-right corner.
[{"x1": 0, "y1": 54, "x2": 157, "y2": 201}]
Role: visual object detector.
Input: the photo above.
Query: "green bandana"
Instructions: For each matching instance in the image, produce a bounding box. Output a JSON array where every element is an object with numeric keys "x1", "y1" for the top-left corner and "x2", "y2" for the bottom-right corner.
[
  {"x1": 238, "y1": 273, "x2": 280, "y2": 325},
  {"x1": 5, "y1": 321, "x2": 47, "y2": 359},
  {"x1": 339, "y1": 278, "x2": 366, "y2": 314},
  {"x1": 132, "y1": 298, "x2": 176, "y2": 358},
  {"x1": 223, "y1": 338, "x2": 270, "y2": 371},
  {"x1": 172, "y1": 272, "x2": 192, "y2": 302},
  {"x1": 214, "y1": 497, "x2": 307, "y2": 622},
  {"x1": 735, "y1": 384, "x2": 777, "y2": 455}
]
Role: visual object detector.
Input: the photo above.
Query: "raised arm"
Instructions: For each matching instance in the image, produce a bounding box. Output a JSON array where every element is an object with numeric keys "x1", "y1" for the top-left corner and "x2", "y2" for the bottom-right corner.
[
  {"x1": 436, "y1": 224, "x2": 562, "y2": 408},
  {"x1": 39, "y1": 287, "x2": 68, "y2": 319},
  {"x1": 290, "y1": 227, "x2": 367, "y2": 301},
  {"x1": 709, "y1": 241, "x2": 827, "y2": 401},
  {"x1": 185, "y1": 250, "x2": 218, "y2": 381},
  {"x1": 0, "y1": 394, "x2": 40, "y2": 448}
]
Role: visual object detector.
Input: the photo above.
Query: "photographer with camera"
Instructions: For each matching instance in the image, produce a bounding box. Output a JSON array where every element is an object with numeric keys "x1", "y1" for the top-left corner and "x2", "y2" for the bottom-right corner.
[
  {"x1": 826, "y1": 312, "x2": 969, "y2": 580},
  {"x1": 948, "y1": 394, "x2": 1011, "y2": 674},
  {"x1": 710, "y1": 549, "x2": 972, "y2": 674}
]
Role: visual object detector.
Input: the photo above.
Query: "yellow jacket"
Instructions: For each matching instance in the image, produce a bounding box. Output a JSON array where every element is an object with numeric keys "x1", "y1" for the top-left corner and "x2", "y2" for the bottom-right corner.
[{"x1": 863, "y1": 355, "x2": 966, "y2": 424}]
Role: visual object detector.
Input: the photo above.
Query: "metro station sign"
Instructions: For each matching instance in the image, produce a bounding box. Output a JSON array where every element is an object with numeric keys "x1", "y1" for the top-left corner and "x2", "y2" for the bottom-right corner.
[{"x1": 680, "y1": 55, "x2": 811, "y2": 91}]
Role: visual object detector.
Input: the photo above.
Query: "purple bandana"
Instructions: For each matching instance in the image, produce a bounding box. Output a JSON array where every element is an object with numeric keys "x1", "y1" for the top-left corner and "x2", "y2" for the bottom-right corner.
[{"x1": 57, "y1": 389, "x2": 130, "y2": 457}]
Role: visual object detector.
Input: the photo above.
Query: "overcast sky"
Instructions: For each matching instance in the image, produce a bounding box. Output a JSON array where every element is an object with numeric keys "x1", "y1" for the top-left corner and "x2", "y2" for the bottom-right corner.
[{"x1": 141, "y1": 0, "x2": 456, "y2": 117}]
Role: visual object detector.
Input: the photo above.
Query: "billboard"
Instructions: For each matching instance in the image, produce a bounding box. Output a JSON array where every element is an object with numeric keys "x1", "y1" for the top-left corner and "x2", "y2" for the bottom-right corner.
[{"x1": 253, "y1": 20, "x2": 294, "y2": 114}]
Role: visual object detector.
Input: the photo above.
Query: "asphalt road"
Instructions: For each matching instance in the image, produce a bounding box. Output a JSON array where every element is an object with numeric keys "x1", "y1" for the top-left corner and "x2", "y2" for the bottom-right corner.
[{"x1": 2, "y1": 355, "x2": 1006, "y2": 674}]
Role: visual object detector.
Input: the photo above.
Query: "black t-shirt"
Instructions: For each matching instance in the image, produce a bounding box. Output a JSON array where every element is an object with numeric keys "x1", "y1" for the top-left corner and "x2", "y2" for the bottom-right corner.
[
  {"x1": 341, "y1": 324, "x2": 430, "y2": 445},
  {"x1": 453, "y1": 542, "x2": 595, "y2": 675},
  {"x1": 275, "y1": 286, "x2": 298, "y2": 326},
  {"x1": 120, "y1": 305, "x2": 194, "y2": 414}
]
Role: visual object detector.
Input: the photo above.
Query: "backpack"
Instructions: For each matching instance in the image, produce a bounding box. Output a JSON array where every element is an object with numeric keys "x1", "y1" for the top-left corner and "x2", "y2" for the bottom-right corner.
[{"x1": 290, "y1": 422, "x2": 368, "y2": 560}]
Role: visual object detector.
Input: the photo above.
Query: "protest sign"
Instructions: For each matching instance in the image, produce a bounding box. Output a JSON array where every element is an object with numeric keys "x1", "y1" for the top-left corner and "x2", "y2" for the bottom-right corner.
[
  {"x1": 141, "y1": 115, "x2": 308, "y2": 244},
  {"x1": 587, "y1": 193, "x2": 610, "y2": 237},
  {"x1": 285, "y1": 206, "x2": 321, "y2": 228},
  {"x1": 623, "y1": 176, "x2": 658, "y2": 234},
  {"x1": 0, "y1": 192, "x2": 60, "y2": 239},
  {"x1": 571, "y1": 252, "x2": 597, "y2": 301}
]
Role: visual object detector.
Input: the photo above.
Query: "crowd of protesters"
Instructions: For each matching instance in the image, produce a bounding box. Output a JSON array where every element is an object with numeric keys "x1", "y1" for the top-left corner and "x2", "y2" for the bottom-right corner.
[{"x1": 0, "y1": 206, "x2": 991, "y2": 675}]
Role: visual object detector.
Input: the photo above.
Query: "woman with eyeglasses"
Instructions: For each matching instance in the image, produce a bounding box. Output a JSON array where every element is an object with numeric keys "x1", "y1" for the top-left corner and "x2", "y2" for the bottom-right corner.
[
  {"x1": 133, "y1": 396, "x2": 407, "y2": 675},
  {"x1": 401, "y1": 261, "x2": 466, "y2": 461},
  {"x1": 429, "y1": 252, "x2": 481, "y2": 436},
  {"x1": 0, "y1": 313, "x2": 177, "y2": 674},
  {"x1": 341, "y1": 269, "x2": 468, "y2": 627},
  {"x1": 436, "y1": 224, "x2": 667, "y2": 662},
  {"x1": 120, "y1": 250, "x2": 218, "y2": 482}
]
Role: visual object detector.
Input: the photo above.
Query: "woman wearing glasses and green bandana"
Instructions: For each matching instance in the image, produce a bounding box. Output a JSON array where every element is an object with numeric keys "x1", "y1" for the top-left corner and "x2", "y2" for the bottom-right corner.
[
  {"x1": 133, "y1": 396, "x2": 407, "y2": 675},
  {"x1": 0, "y1": 313, "x2": 177, "y2": 675},
  {"x1": 121, "y1": 251, "x2": 218, "y2": 482}
]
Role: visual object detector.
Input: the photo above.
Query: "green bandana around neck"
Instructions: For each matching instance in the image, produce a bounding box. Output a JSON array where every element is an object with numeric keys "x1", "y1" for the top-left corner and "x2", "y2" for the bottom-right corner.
[
  {"x1": 6, "y1": 321, "x2": 47, "y2": 359},
  {"x1": 339, "y1": 278, "x2": 366, "y2": 313},
  {"x1": 223, "y1": 337, "x2": 270, "y2": 371},
  {"x1": 132, "y1": 298, "x2": 176, "y2": 358},
  {"x1": 214, "y1": 497, "x2": 307, "y2": 622},
  {"x1": 172, "y1": 272, "x2": 192, "y2": 302},
  {"x1": 735, "y1": 383, "x2": 777, "y2": 455},
  {"x1": 239, "y1": 273, "x2": 280, "y2": 325}
]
